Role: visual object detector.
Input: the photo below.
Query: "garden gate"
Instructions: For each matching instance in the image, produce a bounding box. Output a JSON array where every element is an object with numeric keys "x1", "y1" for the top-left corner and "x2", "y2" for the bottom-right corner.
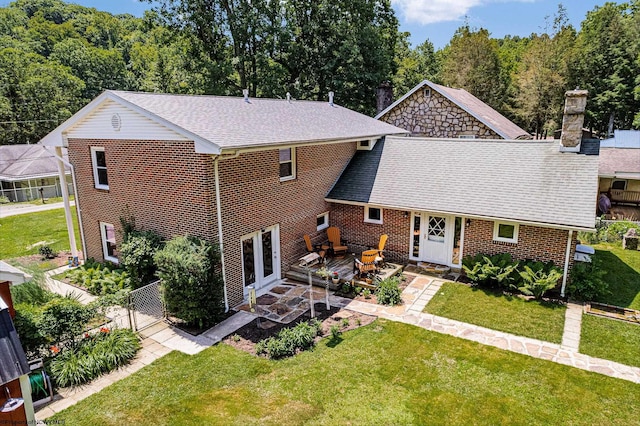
[{"x1": 128, "y1": 280, "x2": 165, "y2": 331}]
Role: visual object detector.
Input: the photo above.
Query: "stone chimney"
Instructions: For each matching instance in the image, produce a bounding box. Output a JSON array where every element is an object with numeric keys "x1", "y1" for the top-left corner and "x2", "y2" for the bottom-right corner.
[
  {"x1": 376, "y1": 81, "x2": 394, "y2": 115},
  {"x1": 559, "y1": 89, "x2": 588, "y2": 152}
]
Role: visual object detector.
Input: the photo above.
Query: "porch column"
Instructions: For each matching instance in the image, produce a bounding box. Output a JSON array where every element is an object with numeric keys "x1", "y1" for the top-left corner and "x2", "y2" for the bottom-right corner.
[{"x1": 56, "y1": 146, "x2": 78, "y2": 258}]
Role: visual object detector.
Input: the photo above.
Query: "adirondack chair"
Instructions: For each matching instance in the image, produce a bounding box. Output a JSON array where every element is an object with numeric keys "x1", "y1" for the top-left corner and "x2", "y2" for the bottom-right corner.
[
  {"x1": 322, "y1": 227, "x2": 348, "y2": 257},
  {"x1": 376, "y1": 234, "x2": 388, "y2": 267},
  {"x1": 353, "y1": 249, "x2": 380, "y2": 278},
  {"x1": 303, "y1": 234, "x2": 325, "y2": 263}
]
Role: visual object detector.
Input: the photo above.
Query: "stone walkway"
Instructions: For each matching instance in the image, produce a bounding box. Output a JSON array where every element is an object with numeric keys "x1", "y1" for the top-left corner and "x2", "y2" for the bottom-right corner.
[
  {"x1": 34, "y1": 267, "x2": 639, "y2": 420},
  {"x1": 329, "y1": 273, "x2": 640, "y2": 384}
]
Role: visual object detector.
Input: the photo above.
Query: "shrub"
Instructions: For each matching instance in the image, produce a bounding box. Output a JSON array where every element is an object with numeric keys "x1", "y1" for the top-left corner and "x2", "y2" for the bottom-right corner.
[
  {"x1": 579, "y1": 220, "x2": 640, "y2": 244},
  {"x1": 10, "y1": 280, "x2": 56, "y2": 305},
  {"x1": 39, "y1": 245, "x2": 56, "y2": 259},
  {"x1": 0, "y1": 195, "x2": 9, "y2": 204},
  {"x1": 154, "y1": 235, "x2": 225, "y2": 328},
  {"x1": 67, "y1": 262, "x2": 130, "y2": 296},
  {"x1": 375, "y1": 276, "x2": 402, "y2": 306},
  {"x1": 255, "y1": 319, "x2": 322, "y2": 359},
  {"x1": 49, "y1": 328, "x2": 140, "y2": 387},
  {"x1": 13, "y1": 303, "x2": 48, "y2": 357},
  {"x1": 566, "y1": 258, "x2": 609, "y2": 302},
  {"x1": 119, "y1": 230, "x2": 163, "y2": 288},
  {"x1": 330, "y1": 325, "x2": 342, "y2": 341},
  {"x1": 518, "y1": 262, "x2": 563, "y2": 299},
  {"x1": 462, "y1": 253, "x2": 519, "y2": 289},
  {"x1": 39, "y1": 298, "x2": 95, "y2": 348}
]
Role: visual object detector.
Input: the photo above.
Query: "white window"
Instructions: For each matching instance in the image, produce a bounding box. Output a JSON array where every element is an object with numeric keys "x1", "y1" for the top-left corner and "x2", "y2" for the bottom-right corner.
[
  {"x1": 493, "y1": 221, "x2": 519, "y2": 244},
  {"x1": 91, "y1": 147, "x2": 109, "y2": 190},
  {"x1": 279, "y1": 148, "x2": 296, "y2": 181},
  {"x1": 316, "y1": 212, "x2": 329, "y2": 231},
  {"x1": 364, "y1": 206, "x2": 383, "y2": 224},
  {"x1": 100, "y1": 222, "x2": 118, "y2": 263},
  {"x1": 611, "y1": 180, "x2": 627, "y2": 190}
]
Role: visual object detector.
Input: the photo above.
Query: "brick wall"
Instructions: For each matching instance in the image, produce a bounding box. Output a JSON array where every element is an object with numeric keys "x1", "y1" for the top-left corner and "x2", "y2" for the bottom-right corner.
[
  {"x1": 463, "y1": 219, "x2": 577, "y2": 269},
  {"x1": 218, "y1": 142, "x2": 356, "y2": 306},
  {"x1": 68, "y1": 139, "x2": 218, "y2": 263},
  {"x1": 380, "y1": 89, "x2": 502, "y2": 139},
  {"x1": 331, "y1": 204, "x2": 411, "y2": 263}
]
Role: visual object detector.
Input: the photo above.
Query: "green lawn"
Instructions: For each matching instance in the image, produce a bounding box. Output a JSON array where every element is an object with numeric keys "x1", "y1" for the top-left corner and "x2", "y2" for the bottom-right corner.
[
  {"x1": 593, "y1": 243, "x2": 640, "y2": 310},
  {"x1": 423, "y1": 282, "x2": 566, "y2": 343},
  {"x1": 51, "y1": 320, "x2": 638, "y2": 425},
  {"x1": 0, "y1": 208, "x2": 80, "y2": 260},
  {"x1": 580, "y1": 314, "x2": 640, "y2": 368}
]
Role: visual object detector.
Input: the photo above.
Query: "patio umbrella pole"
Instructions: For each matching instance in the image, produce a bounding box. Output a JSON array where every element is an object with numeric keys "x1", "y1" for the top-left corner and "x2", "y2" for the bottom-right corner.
[{"x1": 307, "y1": 268, "x2": 315, "y2": 318}]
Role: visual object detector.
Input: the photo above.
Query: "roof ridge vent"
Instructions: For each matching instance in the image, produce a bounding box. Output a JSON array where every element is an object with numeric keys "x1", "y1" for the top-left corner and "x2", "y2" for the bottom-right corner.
[
  {"x1": 243, "y1": 89, "x2": 249, "y2": 103},
  {"x1": 328, "y1": 91, "x2": 334, "y2": 106}
]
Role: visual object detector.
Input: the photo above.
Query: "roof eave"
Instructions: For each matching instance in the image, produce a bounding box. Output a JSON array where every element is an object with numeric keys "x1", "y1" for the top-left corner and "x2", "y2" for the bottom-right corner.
[{"x1": 324, "y1": 197, "x2": 595, "y2": 232}]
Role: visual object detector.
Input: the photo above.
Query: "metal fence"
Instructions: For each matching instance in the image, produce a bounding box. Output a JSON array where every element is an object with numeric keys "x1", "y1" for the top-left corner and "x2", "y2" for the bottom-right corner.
[{"x1": 128, "y1": 280, "x2": 165, "y2": 332}]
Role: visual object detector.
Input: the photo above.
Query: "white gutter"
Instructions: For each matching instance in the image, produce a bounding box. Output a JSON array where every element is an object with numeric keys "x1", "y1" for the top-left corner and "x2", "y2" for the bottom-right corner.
[
  {"x1": 45, "y1": 146, "x2": 87, "y2": 264},
  {"x1": 214, "y1": 157, "x2": 229, "y2": 312},
  {"x1": 560, "y1": 229, "x2": 573, "y2": 297}
]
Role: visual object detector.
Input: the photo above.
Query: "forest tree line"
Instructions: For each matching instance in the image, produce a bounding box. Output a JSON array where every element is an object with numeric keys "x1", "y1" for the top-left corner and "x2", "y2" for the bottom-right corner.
[{"x1": 1, "y1": 0, "x2": 638, "y2": 144}]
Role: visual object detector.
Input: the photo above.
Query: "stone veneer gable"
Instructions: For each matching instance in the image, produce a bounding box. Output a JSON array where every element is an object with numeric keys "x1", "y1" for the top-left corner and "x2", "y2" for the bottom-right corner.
[{"x1": 380, "y1": 89, "x2": 502, "y2": 139}]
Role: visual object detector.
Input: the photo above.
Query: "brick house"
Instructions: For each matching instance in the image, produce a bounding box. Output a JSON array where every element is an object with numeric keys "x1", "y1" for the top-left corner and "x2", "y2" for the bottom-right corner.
[
  {"x1": 40, "y1": 91, "x2": 407, "y2": 308},
  {"x1": 41, "y1": 89, "x2": 596, "y2": 308},
  {"x1": 376, "y1": 79, "x2": 531, "y2": 140}
]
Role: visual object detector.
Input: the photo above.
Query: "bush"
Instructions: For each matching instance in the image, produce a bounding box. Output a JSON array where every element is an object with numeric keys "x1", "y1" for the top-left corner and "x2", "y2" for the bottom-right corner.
[
  {"x1": 49, "y1": 328, "x2": 140, "y2": 387},
  {"x1": 566, "y1": 258, "x2": 609, "y2": 301},
  {"x1": 579, "y1": 220, "x2": 640, "y2": 244},
  {"x1": 13, "y1": 303, "x2": 49, "y2": 357},
  {"x1": 10, "y1": 280, "x2": 56, "y2": 305},
  {"x1": 518, "y1": 262, "x2": 563, "y2": 299},
  {"x1": 462, "y1": 253, "x2": 519, "y2": 289},
  {"x1": 375, "y1": 276, "x2": 402, "y2": 306},
  {"x1": 39, "y1": 298, "x2": 95, "y2": 348},
  {"x1": 119, "y1": 230, "x2": 163, "y2": 289},
  {"x1": 255, "y1": 319, "x2": 322, "y2": 359},
  {"x1": 67, "y1": 261, "x2": 130, "y2": 296},
  {"x1": 0, "y1": 195, "x2": 9, "y2": 204},
  {"x1": 154, "y1": 235, "x2": 225, "y2": 328},
  {"x1": 39, "y1": 245, "x2": 56, "y2": 259}
]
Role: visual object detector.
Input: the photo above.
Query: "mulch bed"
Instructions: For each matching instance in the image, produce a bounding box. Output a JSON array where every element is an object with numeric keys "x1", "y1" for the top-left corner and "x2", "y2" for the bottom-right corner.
[
  {"x1": 10, "y1": 250, "x2": 78, "y2": 272},
  {"x1": 334, "y1": 275, "x2": 415, "y2": 304},
  {"x1": 223, "y1": 304, "x2": 376, "y2": 355}
]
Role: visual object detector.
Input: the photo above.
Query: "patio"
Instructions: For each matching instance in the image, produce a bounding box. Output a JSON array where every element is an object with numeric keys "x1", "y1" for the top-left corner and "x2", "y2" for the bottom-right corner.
[{"x1": 285, "y1": 252, "x2": 403, "y2": 290}]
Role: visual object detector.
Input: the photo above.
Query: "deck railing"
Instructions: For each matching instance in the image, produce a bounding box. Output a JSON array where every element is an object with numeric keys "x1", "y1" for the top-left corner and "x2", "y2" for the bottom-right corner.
[{"x1": 610, "y1": 189, "x2": 640, "y2": 205}]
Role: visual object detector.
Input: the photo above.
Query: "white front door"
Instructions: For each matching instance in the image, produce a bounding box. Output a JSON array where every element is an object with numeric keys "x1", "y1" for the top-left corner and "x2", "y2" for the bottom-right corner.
[
  {"x1": 410, "y1": 213, "x2": 451, "y2": 265},
  {"x1": 241, "y1": 225, "x2": 280, "y2": 295}
]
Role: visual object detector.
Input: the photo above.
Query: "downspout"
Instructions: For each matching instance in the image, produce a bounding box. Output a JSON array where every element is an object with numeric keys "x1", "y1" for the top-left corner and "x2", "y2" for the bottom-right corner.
[
  {"x1": 560, "y1": 229, "x2": 573, "y2": 297},
  {"x1": 54, "y1": 146, "x2": 77, "y2": 259},
  {"x1": 214, "y1": 156, "x2": 229, "y2": 312},
  {"x1": 47, "y1": 146, "x2": 87, "y2": 264}
]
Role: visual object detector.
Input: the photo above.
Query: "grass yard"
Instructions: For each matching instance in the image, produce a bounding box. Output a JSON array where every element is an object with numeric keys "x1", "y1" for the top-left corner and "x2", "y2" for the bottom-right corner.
[
  {"x1": 0, "y1": 207, "x2": 80, "y2": 259},
  {"x1": 592, "y1": 243, "x2": 640, "y2": 310},
  {"x1": 580, "y1": 314, "x2": 640, "y2": 368},
  {"x1": 423, "y1": 282, "x2": 566, "y2": 343},
  {"x1": 50, "y1": 320, "x2": 639, "y2": 425}
]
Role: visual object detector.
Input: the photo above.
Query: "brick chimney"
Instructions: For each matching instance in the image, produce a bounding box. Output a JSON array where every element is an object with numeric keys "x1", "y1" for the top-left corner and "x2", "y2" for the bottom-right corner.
[
  {"x1": 559, "y1": 89, "x2": 588, "y2": 152},
  {"x1": 376, "y1": 81, "x2": 394, "y2": 115}
]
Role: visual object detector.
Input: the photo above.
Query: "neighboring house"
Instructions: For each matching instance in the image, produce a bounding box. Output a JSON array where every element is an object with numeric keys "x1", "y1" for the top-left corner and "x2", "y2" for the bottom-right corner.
[
  {"x1": 0, "y1": 261, "x2": 35, "y2": 425},
  {"x1": 376, "y1": 79, "x2": 531, "y2": 140},
  {"x1": 40, "y1": 89, "x2": 596, "y2": 309},
  {"x1": 598, "y1": 130, "x2": 640, "y2": 207},
  {"x1": 0, "y1": 145, "x2": 73, "y2": 202},
  {"x1": 40, "y1": 90, "x2": 407, "y2": 308}
]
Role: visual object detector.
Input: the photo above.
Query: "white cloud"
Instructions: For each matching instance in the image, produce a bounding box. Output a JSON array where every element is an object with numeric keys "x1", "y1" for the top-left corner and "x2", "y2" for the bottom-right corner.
[{"x1": 392, "y1": 0, "x2": 533, "y2": 25}]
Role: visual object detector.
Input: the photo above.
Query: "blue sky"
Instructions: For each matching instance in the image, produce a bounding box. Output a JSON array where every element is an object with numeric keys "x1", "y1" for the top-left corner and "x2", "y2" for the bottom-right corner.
[{"x1": 10, "y1": 0, "x2": 623, "y2": 49}]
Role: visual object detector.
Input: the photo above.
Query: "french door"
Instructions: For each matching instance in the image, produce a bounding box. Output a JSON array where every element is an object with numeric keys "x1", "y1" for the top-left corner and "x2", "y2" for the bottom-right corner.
[{"x1": 241, "y1": 225, "x2": 280, "y2": 295}]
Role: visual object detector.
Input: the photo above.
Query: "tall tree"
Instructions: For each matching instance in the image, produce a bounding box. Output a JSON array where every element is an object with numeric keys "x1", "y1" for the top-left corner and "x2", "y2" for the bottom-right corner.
[
  {"x1": 439, "y1": 26, "x2": 507, "y2": 112},
  {"x1": 393, "y1": 34, "x2": 439, "y2": 97},
  {"x1": 573, "y1": 2, "x2": 640, "y2": 135}
]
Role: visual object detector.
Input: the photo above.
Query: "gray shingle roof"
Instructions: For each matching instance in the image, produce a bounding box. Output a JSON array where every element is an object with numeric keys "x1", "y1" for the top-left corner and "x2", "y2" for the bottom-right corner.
[
  {"x1": 0, "y1": 297, "x2": 29, "y2": 385},
  {"x1": 327, "y1": 136, "x2": 599, "y2": 229},
  {"x1": 376, "y1": 80, "x2": 531, "y2": 140},
  {"x1": 599, "y1": 147, "x2": 640, "y2": 177},
  {"x1": 109, "y1": 91, "x2": 408, "y2": 150},
  {"x1": 0, "y1": 145, "x2": 69, "y2": 181}
]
